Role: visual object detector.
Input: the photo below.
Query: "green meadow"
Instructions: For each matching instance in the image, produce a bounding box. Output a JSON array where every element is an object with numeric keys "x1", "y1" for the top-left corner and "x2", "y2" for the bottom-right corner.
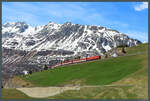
[{"x1": 2, "y1": 43, "x2": 148, "y2": 99}]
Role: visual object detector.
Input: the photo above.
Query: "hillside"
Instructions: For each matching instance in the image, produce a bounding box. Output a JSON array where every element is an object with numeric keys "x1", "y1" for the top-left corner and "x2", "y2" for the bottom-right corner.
[
  {"x1": 2, "y1": 43, "x2": 148, "y2": 99},
  {"x1": 21, "y1": 43, "x2": 148, "y2": 87},
  {"x1": 2, "y1": 21, "x2": 142, "y2": 82},
  {"x1": 47, "y1": 43, "x2": 148, "y2": 99}
]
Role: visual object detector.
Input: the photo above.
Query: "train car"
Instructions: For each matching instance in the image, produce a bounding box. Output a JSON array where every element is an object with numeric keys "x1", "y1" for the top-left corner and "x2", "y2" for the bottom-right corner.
[{"x1": 86, "y1": 56, "x2": 100, "y2": 61}]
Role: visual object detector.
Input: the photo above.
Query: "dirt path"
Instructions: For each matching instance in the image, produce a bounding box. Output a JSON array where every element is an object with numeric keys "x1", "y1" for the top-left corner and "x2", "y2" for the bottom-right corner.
[
  {"x1": 16, "y1": 84, "x2": 134, "y2": 98},
  {"x1": 17, "y1": 86, "x2": 80, "y2": 98}
]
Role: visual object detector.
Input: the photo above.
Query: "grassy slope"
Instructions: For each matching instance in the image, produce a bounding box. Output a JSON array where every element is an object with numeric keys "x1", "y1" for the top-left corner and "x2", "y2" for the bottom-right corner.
[
  {"x1": 2, "y1": 43, "x2": 148, "y2": 99},
  {"x1": 21, "y1": 44, "x2": 147, "y2": 87},
  {"x1": 47, "y1": 43, "x2": 148, "y2": 99},
  {"x1": 48, "y1": 86, "x2": 137, "y2": 99},
  {"x1": 2, "y1": 88, "x2": 34, "y2": 100}
]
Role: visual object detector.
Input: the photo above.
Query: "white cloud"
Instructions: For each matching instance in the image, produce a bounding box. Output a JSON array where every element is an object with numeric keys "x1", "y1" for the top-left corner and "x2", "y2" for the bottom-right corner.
[{"x1": 134, "y1": 2, "x2": 148, "y2": 11}]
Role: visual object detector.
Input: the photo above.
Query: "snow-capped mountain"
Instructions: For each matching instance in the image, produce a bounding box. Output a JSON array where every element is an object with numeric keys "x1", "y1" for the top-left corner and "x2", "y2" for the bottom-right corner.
[
  {"x1": 2, "y1": 21, "x2": 142, "y2": 66},
  {"x1": 2, "y1": 21, "x2": 142, "y2": 81},
  {"x1": 2, "y1": 22, "x2": 140, "y2": 54},
  {"x1": 2, "y1": 21, "x2": 141, "y2": 55}
]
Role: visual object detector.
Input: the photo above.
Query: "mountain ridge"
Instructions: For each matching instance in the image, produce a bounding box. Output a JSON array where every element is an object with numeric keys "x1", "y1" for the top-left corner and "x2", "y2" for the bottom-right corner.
[
  {"x1": 2, "y1": 21, "x2": 142, "y2": 81},
  {"x1": 2, "y1": 21, "x2": 141, "y2": 55}
]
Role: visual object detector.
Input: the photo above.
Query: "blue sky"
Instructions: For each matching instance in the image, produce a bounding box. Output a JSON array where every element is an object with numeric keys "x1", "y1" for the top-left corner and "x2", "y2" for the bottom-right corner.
[{"x1": 2, "y1": 2, "x2": 148, "y2": 42}]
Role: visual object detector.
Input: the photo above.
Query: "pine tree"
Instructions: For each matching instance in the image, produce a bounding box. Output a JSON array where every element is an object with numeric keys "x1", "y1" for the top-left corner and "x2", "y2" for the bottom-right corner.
[
  {"x1": 44, "y1": 64, "x2": 48, "y2": 70},
  {"x1": 105, "y1": 53, "x2": 108, "y2": 58},
  {"x1": 29, "y1": 70, "x2": 32, "y2": 74}
]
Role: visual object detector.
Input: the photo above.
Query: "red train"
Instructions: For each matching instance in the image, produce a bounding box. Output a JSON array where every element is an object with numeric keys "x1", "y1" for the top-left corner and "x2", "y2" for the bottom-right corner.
[{"x1": 50, "y1": 56, "x2": 101, "y2": 69}]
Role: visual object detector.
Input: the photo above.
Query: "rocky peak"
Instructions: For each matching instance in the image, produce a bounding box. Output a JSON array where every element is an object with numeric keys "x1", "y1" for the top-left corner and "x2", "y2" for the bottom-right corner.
[{"x1": 2, "y1": 21, "x2": 142, "y2": 54}]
